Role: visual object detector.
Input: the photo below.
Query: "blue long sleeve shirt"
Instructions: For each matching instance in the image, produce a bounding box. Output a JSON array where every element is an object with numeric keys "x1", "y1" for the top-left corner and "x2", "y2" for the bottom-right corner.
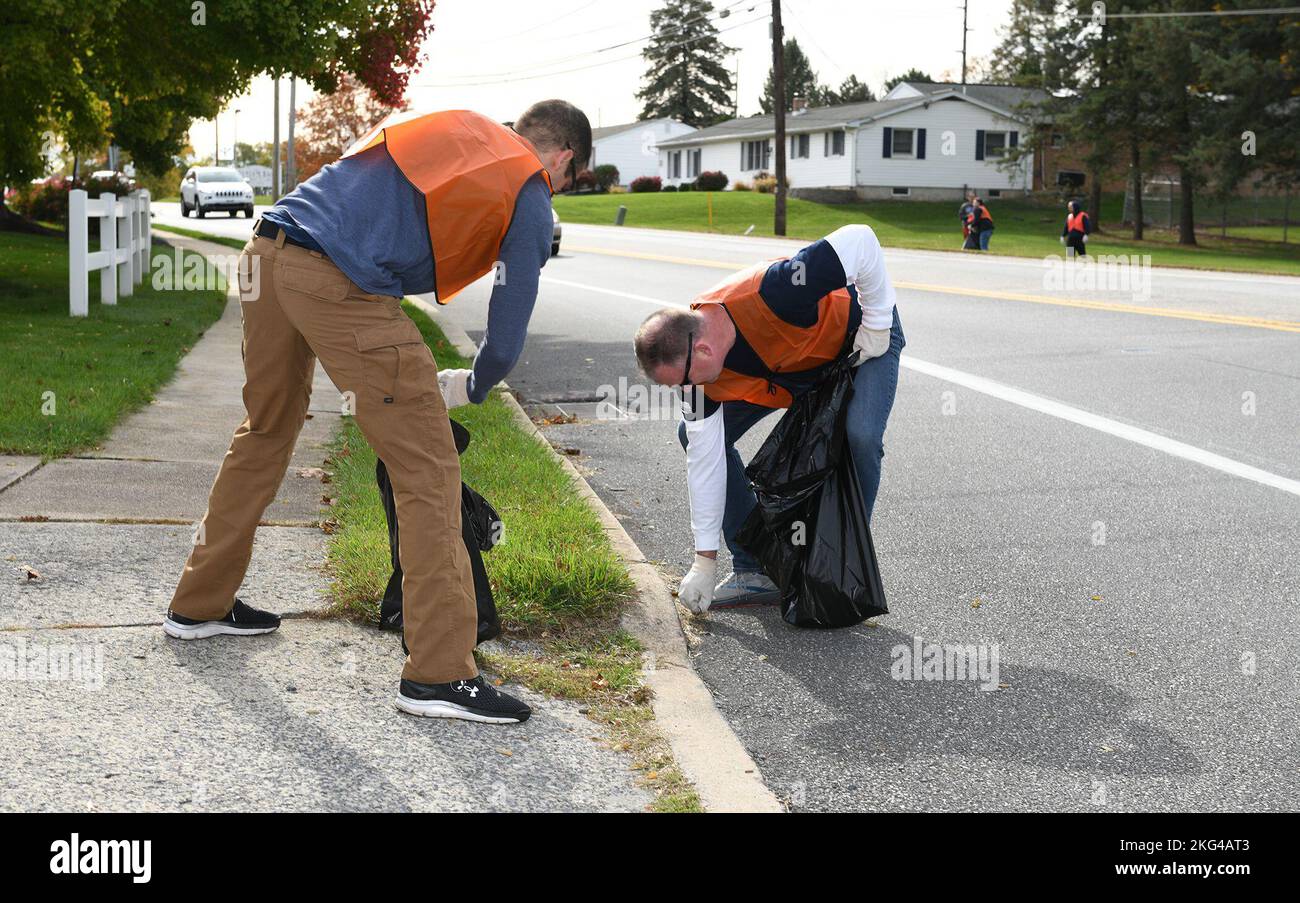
[{"x1": 263, "y1": 145, "x2": 553, "y2": 404}]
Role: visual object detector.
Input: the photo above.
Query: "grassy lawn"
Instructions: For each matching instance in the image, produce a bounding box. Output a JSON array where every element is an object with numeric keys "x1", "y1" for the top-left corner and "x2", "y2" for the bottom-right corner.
[
  {"x1": 553, "y1": 192, "x2": 1300, "y2": 276},
  {"x1": 323, "y1": 302, "x2": 695, "y2": 810},
  {"x1": 325, "y1": 303, "x2": 634, "y2": 631},
  {"x1": 152, "y1": 224, "x2": 248, "y2": 252},
  {"x1": 0, "y1": 231, "x2": 227, "y2": 459}
]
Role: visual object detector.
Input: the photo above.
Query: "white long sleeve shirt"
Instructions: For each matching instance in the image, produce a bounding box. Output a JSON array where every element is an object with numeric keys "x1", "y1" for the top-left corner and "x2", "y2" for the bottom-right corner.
[{"x1": 681, "y1": 224, "x2": 896, "y2": 551}]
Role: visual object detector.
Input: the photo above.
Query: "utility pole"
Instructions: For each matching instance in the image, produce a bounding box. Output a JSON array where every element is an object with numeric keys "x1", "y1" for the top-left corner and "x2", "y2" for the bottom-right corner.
[
  {"x1": 961, "y1": 0, "x2": 969, "y2": 86},
  {"x1": 771, "y1": 0, "x2": 786, "y2": 236},
  {"x1": 734, "y1": 56, "x2": 740, "y2": 117},
  {"x1": 286, "y1": 77, "x2": 297, "y2": 191},
  {"x1": 272, "y1": 76, "x2": 281, "y2": 200}
]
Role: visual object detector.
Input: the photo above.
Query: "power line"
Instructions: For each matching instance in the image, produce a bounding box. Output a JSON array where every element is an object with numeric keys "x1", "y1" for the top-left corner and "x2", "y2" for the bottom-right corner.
[
  {"x1": 1081, "y1": 5, "x2": 1300, "y2": 19},
  {"x1": 412, "y1": 9, "x2": 770, "y2": 88},
  {"x1": 476, "y1": 0, "x2": 602, "y2": 42},
  {"x1": 781, "y1": 0, "x2": 849, "y2": 82},
  {"x1": 423, "y1": 0, "x2": 755, "y2": 85}
]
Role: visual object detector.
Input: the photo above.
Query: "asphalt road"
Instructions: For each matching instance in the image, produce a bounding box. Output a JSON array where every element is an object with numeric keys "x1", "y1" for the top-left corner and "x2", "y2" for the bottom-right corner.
[
  {"x1": 436, "y1": 221, "x2": 1300, "y2": 812},
  {"x1": 151, "y1": 201, "x2": 270, "y2": 240}
]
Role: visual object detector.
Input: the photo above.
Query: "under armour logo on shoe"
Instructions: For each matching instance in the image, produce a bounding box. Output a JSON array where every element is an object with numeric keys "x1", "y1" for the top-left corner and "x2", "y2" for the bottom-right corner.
[{"x1": 454, "y1": 680, "x2": 479, "y2": 698}]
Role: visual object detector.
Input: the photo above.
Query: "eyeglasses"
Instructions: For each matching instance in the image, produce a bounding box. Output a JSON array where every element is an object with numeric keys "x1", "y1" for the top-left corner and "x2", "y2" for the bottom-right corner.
[
  {"x1": 679, "y1": 331, "x2": 694, "y2": 389},
  {"x1": 564, "y1": 142, "x2": 578, "y2": 189}
]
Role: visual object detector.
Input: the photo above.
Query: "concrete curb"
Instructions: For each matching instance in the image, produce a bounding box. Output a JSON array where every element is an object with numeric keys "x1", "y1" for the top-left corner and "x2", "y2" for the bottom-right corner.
[{"x1": 409, "y1": 297, "x2": 783, "y2": 814}]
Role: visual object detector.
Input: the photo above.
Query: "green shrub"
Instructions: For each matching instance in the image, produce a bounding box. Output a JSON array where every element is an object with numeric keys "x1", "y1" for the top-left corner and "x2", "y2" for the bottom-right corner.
[
  {"x1": 593, "y1": 164, "x2": 620, "y2": 191},
  {"x1": 695, "y1": 170, "x2": 728, "y2": 191}
]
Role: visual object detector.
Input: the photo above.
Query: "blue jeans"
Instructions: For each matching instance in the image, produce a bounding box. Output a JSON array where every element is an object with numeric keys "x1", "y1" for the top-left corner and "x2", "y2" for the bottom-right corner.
[
  {"x1": 978, "y1": 228, "x2": 992, "y2": 251},
  {"x1": 677, "y1": 308, "x2": 906, "y2": 572}
]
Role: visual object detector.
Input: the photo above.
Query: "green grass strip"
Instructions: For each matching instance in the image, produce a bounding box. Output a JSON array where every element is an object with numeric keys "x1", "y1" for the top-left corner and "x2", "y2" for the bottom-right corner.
[
  {"x1": 325, "y1": 301, "x2": 634, "y2": 632},
  {"x1": 0, "y1": 231, "x2": 226, "y2": 458}
]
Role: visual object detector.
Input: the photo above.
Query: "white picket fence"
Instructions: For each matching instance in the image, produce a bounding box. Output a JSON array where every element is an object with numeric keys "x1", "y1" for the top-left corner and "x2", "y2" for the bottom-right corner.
[{"x1": 68, "y1": 188, "x2": 152, "y2": 317}]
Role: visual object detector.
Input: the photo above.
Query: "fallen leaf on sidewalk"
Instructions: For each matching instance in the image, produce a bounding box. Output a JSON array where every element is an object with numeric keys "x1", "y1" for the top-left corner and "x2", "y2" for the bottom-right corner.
[
  {"x1": 496, "y1": 748, "x2": 513, "y2": 757},
  {"x1": 297, "y1": 467, "x2": 327, "y2": 480},
  {"x1": 18, "y1": 515, "x2": 49, "y2": 522},
  {"x1": 22, "y1": 566, "x2": 42, "y2": 581}
]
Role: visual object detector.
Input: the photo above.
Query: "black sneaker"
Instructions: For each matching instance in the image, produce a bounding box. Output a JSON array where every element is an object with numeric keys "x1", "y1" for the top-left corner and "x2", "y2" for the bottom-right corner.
[
  {"x1": 163, "y1": 598, "x2": 281, "y2": 640},
  {"x1": 395, "y1": 676, "x2": 531, "y2": 724}
]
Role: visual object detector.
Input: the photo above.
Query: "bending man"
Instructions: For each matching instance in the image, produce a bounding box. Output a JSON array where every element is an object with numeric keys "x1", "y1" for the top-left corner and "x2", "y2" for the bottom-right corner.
[
  {"x1": 634, "y1": 225, "x2": 905, "y2": 612},
  {"x1": 164, "y1": 101, "x2": 591, "y2": 724}
]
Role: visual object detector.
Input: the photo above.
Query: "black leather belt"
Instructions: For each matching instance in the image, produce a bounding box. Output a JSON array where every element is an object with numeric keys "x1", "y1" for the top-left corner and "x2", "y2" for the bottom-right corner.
[{"x1": 254, "y1": 217, "x2": 319, "y2": 252}]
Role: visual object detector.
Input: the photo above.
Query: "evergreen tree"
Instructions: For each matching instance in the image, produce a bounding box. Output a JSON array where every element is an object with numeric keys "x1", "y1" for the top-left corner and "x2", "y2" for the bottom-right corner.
[
  {"x1": 830, "y1": 75, "x2": 876, "y2": 104},
  {"x1": 637, "y1": 0, "x2": 736, "y2": 126},
  {"x1": 883, "y1": 68, "x2": 935, "y2": 92},
  {"x1": 808, "y1": 74, "x2": 877, "y2": 106},
  {"x1": 760, "y1": 38, "x2": 821, "y2": 113}
]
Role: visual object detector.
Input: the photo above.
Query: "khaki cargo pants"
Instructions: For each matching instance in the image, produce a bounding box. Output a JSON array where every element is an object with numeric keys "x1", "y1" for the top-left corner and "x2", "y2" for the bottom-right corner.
[{"x1": 169, "y1": 229, "x2": 477, "y2": 684}]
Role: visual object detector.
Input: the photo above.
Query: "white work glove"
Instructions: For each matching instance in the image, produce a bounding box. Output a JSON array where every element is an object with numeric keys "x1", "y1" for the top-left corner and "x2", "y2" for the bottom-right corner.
[
  {"x1": 1060, "y1": 236, "x2": 1065, "y2": 244},
  {"x1": 1082, "y1": 234, "x2": 1088, "y2": 243},
  {"x1": 851, "y1": 321, "x2": 891, "y2": 367},
  {"x1": 677, "y1": 554, "x2": 717, "y2": 613},
  {"x1": 437, "y1": 368, "x2": 472, "y2": 409}
]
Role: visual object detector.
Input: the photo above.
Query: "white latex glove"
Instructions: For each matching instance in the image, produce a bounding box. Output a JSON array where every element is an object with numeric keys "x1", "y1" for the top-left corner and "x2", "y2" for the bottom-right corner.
[
  {"x1": 677, "y1": 554, "x2": 717, "y2": 613},
  {"x1": 851, "y1": 322, "x2": 891, "y2": 367},
  {"x1": 1060, "y1": 236, "x2": 1066, "y2": 244},
  {"x1": 1082, "y1": 234, "x2": 1088, "y2": 243},
  {"x1": 437, "y1": 368, "x2": 472, "y2": 408}
]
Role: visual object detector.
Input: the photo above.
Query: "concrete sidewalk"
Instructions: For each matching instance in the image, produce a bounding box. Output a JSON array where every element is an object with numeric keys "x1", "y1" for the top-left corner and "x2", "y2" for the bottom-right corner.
[{"x1": 0, "y1": 234, "x2": 652, "y2": 812}]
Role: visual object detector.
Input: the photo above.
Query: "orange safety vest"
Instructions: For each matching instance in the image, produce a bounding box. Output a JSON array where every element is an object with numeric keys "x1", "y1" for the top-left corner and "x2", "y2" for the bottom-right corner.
[
  {"x1": 968, "y1": 203, "x2": 993, "y2": 227},
  {"x1": 1067, "y1": 211, "x2": 1088, "y2": 233},
  {"x1": 691, "y1": 261, "x2": 855, "y2": 409},
  {"x1": 343, "y1": 110, "x2": 552, "y2": 302}
]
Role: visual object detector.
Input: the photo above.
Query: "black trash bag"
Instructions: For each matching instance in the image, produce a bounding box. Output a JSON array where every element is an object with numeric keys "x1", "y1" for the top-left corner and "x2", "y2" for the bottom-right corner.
[
  {"x1": 377, "y1": 419, "x2": 502, "y2": 646},
  {"x1": 736, "y1": 353, "x2": 888, "y2": 628}
]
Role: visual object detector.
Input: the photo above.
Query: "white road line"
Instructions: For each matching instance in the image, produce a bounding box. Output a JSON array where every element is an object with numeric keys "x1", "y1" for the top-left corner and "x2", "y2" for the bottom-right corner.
[
  {"x1": 901, "y1": 356, "x2": 1300, "y2": 498},
  {"x1": 540, "y1": 276, "x2": 681, "y2": 306},
  {"x1": 539, "y1": 274, "x2": 1300, "y2": 498}
]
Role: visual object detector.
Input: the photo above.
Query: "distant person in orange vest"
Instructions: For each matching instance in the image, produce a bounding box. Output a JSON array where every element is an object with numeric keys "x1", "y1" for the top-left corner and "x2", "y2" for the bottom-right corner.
[
  {"x1": 1061, "y1": 200, "x2": 1090, "y2": 257},
  {"x1": 966, "y1": 196, "x2": 994, "y2": 251},
  {"x1": 633, "y1": 225, "x2": 905, "y2": 611},
  {"x1": 163, "y1": 101, "x2": 591, "y2": 725},
  {"x1": 958, "y1": 193, "x2": 976, "y2": 248}
]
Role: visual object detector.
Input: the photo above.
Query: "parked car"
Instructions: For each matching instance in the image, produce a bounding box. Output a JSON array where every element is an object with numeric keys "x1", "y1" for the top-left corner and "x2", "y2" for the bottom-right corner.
[
  {"x1": 552, "y1": 207, "x2": 561, "y2": 256},
  {"x1": 180, "y1": 166, "x2": 255, "y2": 219}
]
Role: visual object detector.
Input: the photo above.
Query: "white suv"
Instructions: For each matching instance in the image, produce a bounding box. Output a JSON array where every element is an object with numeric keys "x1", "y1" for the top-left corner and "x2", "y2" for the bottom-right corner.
[{"x1": 180, "y1": 166, "x2": 255, "y2": 219}]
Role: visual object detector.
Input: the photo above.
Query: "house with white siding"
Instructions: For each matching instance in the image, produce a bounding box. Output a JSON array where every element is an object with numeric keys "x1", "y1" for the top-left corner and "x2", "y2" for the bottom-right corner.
[
  {"x1": 590, "y1": 118, "x2": 697, "y2": 186},
  {"x1": 655, "y1": 82, "x2": 1049, "y2": 201}
]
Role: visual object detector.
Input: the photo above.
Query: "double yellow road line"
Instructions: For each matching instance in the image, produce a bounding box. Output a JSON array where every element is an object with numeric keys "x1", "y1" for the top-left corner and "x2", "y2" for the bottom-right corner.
[{"x1": 565, "y1": 244, "x2": 1300, "y2": 335}]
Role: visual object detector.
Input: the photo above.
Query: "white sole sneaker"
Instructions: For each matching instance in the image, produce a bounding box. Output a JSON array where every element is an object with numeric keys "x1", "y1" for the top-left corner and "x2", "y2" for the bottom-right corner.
[
  {"x1": 394, "y1": 693, "x2": 526, "y2": 724},
  {"x1": 163, "y1": 617, "x2": 279, "y2": 640}
]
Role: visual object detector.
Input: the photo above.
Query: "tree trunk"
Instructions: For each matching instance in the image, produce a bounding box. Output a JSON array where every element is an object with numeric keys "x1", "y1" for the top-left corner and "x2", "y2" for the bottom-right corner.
[
  {"x1": 1130, "y1": 140, "x2": 1144, "y2": 240},
  {"x1": 0, "y1": 202, "x2": 63, "y2": 236},
  {"x1": 1178, "y1": 163, "x2": 1196, "y2": 245},
  {"x1": 1088, "y1": 169, "x2": 1102, "y2": 233}
]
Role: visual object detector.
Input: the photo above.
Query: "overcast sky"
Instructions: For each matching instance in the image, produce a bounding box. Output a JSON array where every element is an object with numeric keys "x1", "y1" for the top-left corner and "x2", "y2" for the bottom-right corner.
[{"x1": 189, "y1": 0, "x2": 1014, "y2": 156}]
